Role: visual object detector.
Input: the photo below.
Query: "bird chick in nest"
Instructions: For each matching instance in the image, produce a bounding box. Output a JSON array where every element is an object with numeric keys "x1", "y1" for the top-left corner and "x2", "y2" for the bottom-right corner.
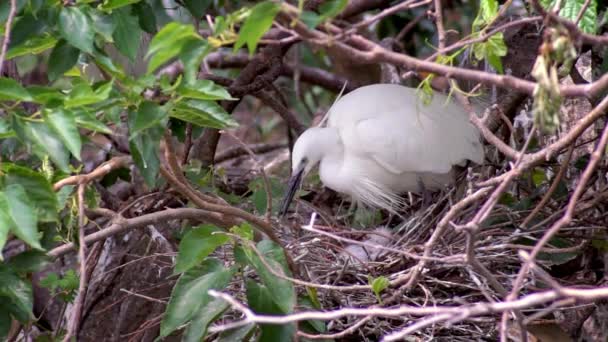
[{"x1": 339, "y1": 227, "x2": 393, "y2": 265}]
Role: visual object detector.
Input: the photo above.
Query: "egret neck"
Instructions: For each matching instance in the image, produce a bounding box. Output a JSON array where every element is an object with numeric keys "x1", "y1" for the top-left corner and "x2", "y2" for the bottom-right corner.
[{"x1": 279, "y1": 127, "x2": 343, "y2": 217}]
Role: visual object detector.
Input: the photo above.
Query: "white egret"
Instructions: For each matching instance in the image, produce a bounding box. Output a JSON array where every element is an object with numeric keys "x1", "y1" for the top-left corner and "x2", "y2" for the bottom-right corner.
[{"x1": 280, "y1": 83, "x2": 484, "y2": 215}]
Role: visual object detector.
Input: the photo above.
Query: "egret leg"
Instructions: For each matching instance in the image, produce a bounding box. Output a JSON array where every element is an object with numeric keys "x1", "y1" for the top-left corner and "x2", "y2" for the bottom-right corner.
[{"x1": 417, "y1": 178, "x2": 433, "y2": 208}]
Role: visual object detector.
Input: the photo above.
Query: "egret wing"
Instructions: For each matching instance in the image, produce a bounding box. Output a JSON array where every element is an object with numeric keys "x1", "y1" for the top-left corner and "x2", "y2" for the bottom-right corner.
[{"x1": 339, "y1": 97, "x2": 484, "y2": 175}]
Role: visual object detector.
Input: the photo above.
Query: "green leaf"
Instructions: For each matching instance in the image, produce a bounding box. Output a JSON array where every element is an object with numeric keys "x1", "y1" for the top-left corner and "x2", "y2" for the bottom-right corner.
[
  {"x1": 234, "y1": 1, "x2": 280, "y2": 55},
  {"x1": 100, "y1": 0, "x2": 142, "y2": 11},
  {"x1": 129, "y1": 101, "x2": 167, "y2": 136},
  {"x1": 25, "y1": 121, "x2": 71, "y2": 172},
  {"x1": 243, "y1": 240, "x2": 295, "y2": 314},
  {"x1": 249, "y1": 177, "x2": 285, "y2": 215},
  {"x1": 87, "y1": 9, "x2": 116, "y2": 42},
  {"x1": 91, "y1": 47, "x2": 127, "y2": 80},
  {"x1": 10, "y1": 14, "x2": 46, "y2": 49},
  {"x1": 174, "y1": 225, "x2": 229, "y2": 274},
  {"x1": 59, "y1": 6, "x2": 95, "y2": 53},
  {"x1": 532, "y1": 168, "x2": 547, "y2": 186},
  {"x1": 0, "y1": 184, "x2": 41, "y2": 250},
  {"x1": 0, "y1": 78, "x2": 32, "y2": 102},
  {"x1": 0, "y1": 211, "x2": 8, "y2": 258},
  {"x1": 39, "y1": 270, "x2": 79, "y2": 302},
  {"x1": 182, "y1": 298, "x2": 229, "y2": 342},
  {"x1": 133, "y1": 2, "x2": 157, "y2": 33},
  {"x1": 176, "y1": 79, "x2": 235, "y2": 101},
  {"x1": 160, "y1": 259, "x2": 234, "y2": 338},
  {"x1": 472, "y1": 32, "x2": 507, "y2": 73},
  {"x1": 301, "y1": 11, "x2": 322, "y2": 29},
  {"x1": 6, "y1": 34, "x2": 58, "y2": 60},
  {"x1": 217, "y1": 323, "x2": 256, "y2": 342},
  {"x1": 7, "y1": 251, "x2": 50, "y2": 273},
  {"x1": 179, "y1": 39, "x2": 211, "y2": 84},
  {"x1": 318, "y1": 0, "x2": 348, "y2": 19},
  {"x1": 43, "y1": 108, "x2": 82, "y2": 160},
  {"x1": 0, "y1": 309, "x2": 9, "y2": 341},
  {"x1": 74, "y1": 109, "x2": 112, "y2": 134},
  {"x1": 171, "y1": 100, "x2": 238, "y2": 128},
  {"x1": 0, "y1": 268, "x2": 34, "y2": 322},
  {"x1": 26, "y1": 86, "x2": 65, "y2": 106},
  {"x1": 560, "y1": 0, "x2": 597, "y2": 34},
  {"x1": 112, "y1": 6, "x2": 142, "y2": 62},
  {"x1": 230, "y1": 223, "x2": 254, "y2": 241},
  {"x1": 2, "y1": 163, "x2": 59, "y2": 223},
  {"x1": 146, "y1": 22, "x2": 200, "y2": 73},
  {"x1": 0, "y1": 118, "x2": 14, "y2": 139},
  {"x1": 47, "y1": 40, "x2": 81, "y2": 81},
  {"x1": 129, "y1": 121, "x2": 163, "y2": 187},
  {"x1": 65, "y1": 81, "x2": 113, "y2": 108},
  {"x1": 0, "y1": 0, "x2": 27, "y2": 23},
  {"x1": 369, "y1": 276, "x2": 389, "y2": 303},
  {"x1": 246, "y1": 280, "x2": 296, "y2": 341},
  {"x1": 183, "y1": 0, "x2": 212, "y2": 18}
]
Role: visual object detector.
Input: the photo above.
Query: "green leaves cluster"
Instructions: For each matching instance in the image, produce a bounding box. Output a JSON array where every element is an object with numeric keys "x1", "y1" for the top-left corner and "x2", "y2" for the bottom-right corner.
[
  {"x1": 540, "y1": 0, "x2": 598, "y2": 34},
  {"x1": 160, "y1": 223, "x2": 322, "y2": 341},
  {"x1": 0, "y1": 0, "x2": 289, "y2": 333},
  {"x1": 471, "y1": 0, "x2": 507, "y2": 73}
]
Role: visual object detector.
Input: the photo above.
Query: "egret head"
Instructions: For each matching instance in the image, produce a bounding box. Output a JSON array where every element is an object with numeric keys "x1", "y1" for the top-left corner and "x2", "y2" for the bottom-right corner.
[{"x1": 279, "y1": 127, "x2": 340, "y2": 217}]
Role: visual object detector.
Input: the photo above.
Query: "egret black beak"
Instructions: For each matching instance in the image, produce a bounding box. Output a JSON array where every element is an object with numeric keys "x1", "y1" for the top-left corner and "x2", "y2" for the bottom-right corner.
[{"x1": 279, "y1": 163, "x2": 306, "y2": 218}]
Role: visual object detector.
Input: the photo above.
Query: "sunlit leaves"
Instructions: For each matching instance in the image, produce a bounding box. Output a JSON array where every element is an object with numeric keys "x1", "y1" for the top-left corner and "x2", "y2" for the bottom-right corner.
[
  {"x1": 146, "y1": 22, "x2": 202, "y2": 74},
  {"x1": 65, "y1": 81, "x2": 114, "y2": 108},
  {"x1": 472, "y1": 32, "x2": 507, "y2": 73},
  {"x1": 234, "y1": 1, "x2": 280, "y2": 55},
  {"x1": 59, "y1": 6, "x2": 95, "y2": 53},
  {"x1": 170, "y1": 100, "x2": 238, "y2": 128},
  {"x1": 176, "y1": 80, "x2": 236, "y2": 101},
  {"x1": 540, "y1": 0, "x2": 598, "y2": 34},
  {"x1": 369, "y1": 276, "x2": 389, "y2": 304},
  {"x1": 471, "y1": 0, "x2": 507, "y2": 73},
  {"x1": 180, "y1": 39, "x2": 211, "y2": 83}
]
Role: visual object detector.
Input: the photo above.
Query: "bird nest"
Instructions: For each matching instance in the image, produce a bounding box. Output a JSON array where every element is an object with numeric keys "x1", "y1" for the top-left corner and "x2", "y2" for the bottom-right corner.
[{"x1": 250, "y1": 157, "x2": 608, "y2": 341}]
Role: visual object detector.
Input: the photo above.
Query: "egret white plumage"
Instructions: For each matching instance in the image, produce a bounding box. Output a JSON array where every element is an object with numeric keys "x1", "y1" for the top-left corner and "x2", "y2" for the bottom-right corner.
[{"x1": 280, "y1": 83, "x2": 484, "y2": 216}]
